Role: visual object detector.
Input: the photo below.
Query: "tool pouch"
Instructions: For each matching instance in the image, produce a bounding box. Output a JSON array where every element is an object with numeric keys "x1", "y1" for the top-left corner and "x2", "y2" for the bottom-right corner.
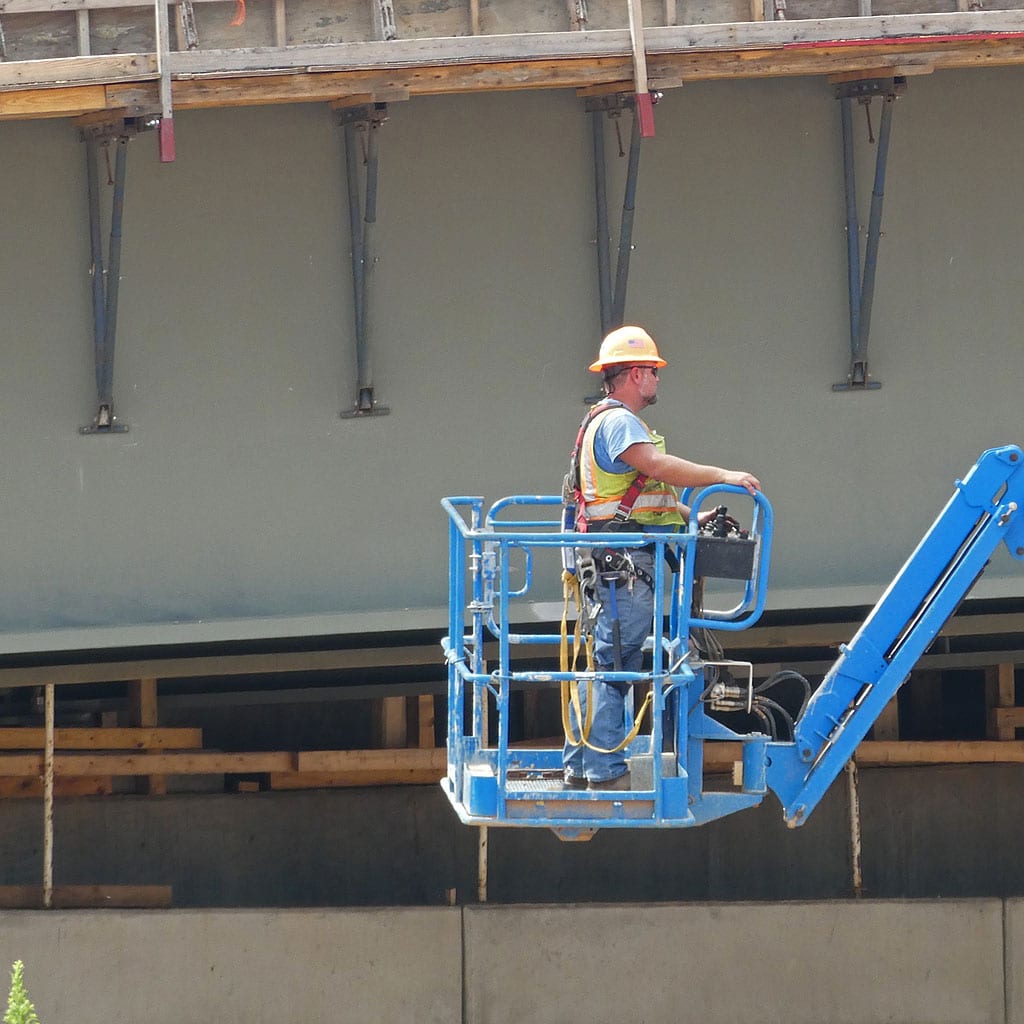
[{"x1": 594, "y1": 546, "x2": 635, "y2": 580}]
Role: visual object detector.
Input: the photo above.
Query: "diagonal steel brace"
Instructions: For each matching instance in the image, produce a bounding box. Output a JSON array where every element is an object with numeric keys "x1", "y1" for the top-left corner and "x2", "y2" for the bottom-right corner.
[{"x1": 833, "y1": 76, "x2": 906, "y2": 392}]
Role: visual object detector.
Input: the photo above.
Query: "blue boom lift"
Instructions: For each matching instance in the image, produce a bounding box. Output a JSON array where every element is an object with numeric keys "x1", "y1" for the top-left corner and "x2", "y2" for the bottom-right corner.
[{"x1": 441, "y1": 446, "x2": 1024, "y2": 840}]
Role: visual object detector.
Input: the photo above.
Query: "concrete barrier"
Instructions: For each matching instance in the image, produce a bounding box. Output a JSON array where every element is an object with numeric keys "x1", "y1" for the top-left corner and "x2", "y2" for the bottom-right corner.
[
  {"x1": 1005, "y1": 898, "x2": 1024, "y2": 1024},
  {"x1": 464, "y1": 900, "x2": 1006, "y2": 1024},
  {"x1": 0, "y1": 900, "x2": 1008, "y2": 1023},
  {"x1": 0, "y1": 908, "x2": 462, "y2": 1024}
]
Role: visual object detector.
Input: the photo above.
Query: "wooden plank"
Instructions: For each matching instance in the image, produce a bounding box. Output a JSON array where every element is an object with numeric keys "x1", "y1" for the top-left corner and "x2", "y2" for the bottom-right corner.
[
  {"x1": 827, "y1": 63, "x2": 937, "y2": 80},
  {"x1": 164, "y1": 12, "x2": 1024, "y2": 77},
  {"x1": 273, "y1": 0, "x2": 285, "y2": 46},
  {"x1": 0, "y1": 0, "x2": 236, "y2": 11},
  {"x1": 706, "y1": 739, "x2": 1024, "y2": 771},
  {"x1": 376, "y1": 696, "x2": 407, "y2": 748},
  {"x1": 986, "y1": 663, "x2": 1017, "y2": 739},
  {"x1": 0, "y1": 53, "x2": 157, "y2": 91},
  {"x1": 164, "y1": 36, "x2": 1024, "y2": 110},
  {"x1": 296, "y1": 748, "x2": 446, "y2": 772},
  {"x1": 0, "y1": 751, "x2": 295, "y2": 775},
  {"x1": 991, "y1": 704, "x2": 1024, "y2": 737},
  {"x1": 271, "y1": 768, "x2": 443, "y2": 788},
  {"x1": 127, "y1": 678, "x2": 159, "y2": 727},
  {"x1": 0, "y1": 885, "x2": 171, "y2": 908},
  {"x1": 0, "y1": 727, "x2": 203, "y2": 750},
  {"x1": 626, "y1": 0, "x2": 650, "y2": 93},
  {"x1": 418, "y1": 694, "x2": 436, "y2": 748},
  {"x1": 0, "y1": 83, "x2": 109, "y2": 118},
  {"x1": 468, "y1": 0, "x2": 479, "y2": 35},
  {"x1": 4, "y1": 13, "x2": 1024, "y2": 117},
  {"x1": 856, "y1": 740, "x2": 1024, "y2": 764},
  {"x1": 0, "y1": 776, "x2": 112, "y2": 797},
  {"x1": 76, "y1": 8, "x2": 90, "y2": 54},
  {"x1": 127, "y1": 678, "x2": 167, "y2": 794}
]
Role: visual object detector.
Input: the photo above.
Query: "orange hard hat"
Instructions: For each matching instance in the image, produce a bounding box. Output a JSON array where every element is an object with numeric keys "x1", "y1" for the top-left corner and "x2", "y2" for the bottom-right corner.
[{"x1": 588, "y1": 325, "x2": 667, "y2": 373}]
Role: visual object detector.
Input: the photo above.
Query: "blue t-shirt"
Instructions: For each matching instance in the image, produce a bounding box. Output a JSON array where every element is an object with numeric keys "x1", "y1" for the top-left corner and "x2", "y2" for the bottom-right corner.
[{"x1": 592, "y1": 406, "x2": 651, "y2": 474}]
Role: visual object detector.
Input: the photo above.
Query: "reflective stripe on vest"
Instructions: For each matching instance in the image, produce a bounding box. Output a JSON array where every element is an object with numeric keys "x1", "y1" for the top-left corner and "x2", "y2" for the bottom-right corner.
[{"x1": 579, "y1": 408, "x2": 685, "y2": 526}]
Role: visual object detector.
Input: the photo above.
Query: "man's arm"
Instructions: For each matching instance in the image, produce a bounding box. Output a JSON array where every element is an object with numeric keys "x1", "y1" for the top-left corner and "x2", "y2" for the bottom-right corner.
[{"x1": 621, "y1": 442, "x2": 761, "y2": 495}]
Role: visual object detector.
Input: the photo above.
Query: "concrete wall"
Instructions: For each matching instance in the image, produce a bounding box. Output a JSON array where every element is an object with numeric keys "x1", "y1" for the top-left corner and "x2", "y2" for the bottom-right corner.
[
  {"x1": 1, "y1": 68, "x2": 1024, "y2": 650},
  {"x1": 0, "y1": 900, "x2": 1014, "y2": 1024},
  {"x1": 2, "y1": 764, "x2": 1024, "y2": 907}
]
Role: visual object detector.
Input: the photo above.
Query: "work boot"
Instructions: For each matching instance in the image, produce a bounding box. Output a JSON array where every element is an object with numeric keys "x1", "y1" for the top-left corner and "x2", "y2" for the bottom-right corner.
[
  {"x1": 588, "y1": 771, "x2": 631, "y2": 791},
  {"x1": 562, "y1": 771, "x2": 587, "y2": 790}
]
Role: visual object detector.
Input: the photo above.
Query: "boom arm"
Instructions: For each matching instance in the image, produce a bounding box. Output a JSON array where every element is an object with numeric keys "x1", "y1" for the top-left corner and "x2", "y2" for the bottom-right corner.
[{"x1": 766, "y1": 445, "x2": 1024, "y2": 826}]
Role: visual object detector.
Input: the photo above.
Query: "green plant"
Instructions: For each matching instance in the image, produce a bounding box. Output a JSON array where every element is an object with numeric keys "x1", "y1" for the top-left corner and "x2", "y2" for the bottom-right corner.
[{"x1": 4, "y1": 962, "x2": 40, "y2": 1024}]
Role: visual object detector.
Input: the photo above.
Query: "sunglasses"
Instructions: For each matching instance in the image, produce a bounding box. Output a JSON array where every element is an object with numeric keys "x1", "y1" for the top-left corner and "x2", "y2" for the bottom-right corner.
[{"x1": 628, "y1": 365, "x2": 658, "y2": 377}]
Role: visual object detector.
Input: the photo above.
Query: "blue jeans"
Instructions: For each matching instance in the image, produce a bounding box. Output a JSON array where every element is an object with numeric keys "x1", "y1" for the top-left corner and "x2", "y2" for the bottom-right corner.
[{"x1": 563, "y1": 549, "x2": 655, "y2": 783}]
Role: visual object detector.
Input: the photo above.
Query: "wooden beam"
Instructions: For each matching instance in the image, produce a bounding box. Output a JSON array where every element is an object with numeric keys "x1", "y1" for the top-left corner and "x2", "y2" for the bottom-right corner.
[
  {"x1": 0, "y1": 776, "x2": 112, "y2": 797},
  {"x1": 986, "y1": 663, "x2": 1017, "y2": 739},
  {"x1": 0, "y1": 751, "x2": 295, "y2": 775},
  {"x1": 705, "y1": 739, "x2": 1024, "y2": 771},
  {"x1": 127, "y1": 678, "x2": 159, "y2": 728},
  {"x1": 376, "y1": 696, "x2": 407, "y2": 748},
  {"x1": 271, "y1": 768, "x2": 443, "y2": 788},
  {"x1": 296, "y1": 748, "x2": 446, "y2": 773},
  {"x1": 991, "y1": 704, "x2": 1024, "y2": 737},
  {"x1": 127, "y1": 678, "x2": 167, "y2": 794},
  {"x1": 0, "y1": 727, "x2": 202, "y2": 750},
  {"x1": 857, "y1": 740, "x2": 1024, "y2": 764},
  {"x1": 273, "y1": 0, "x2": 285, "y2": 46},
  {"x1": 0, "y1": 0, "x2": 226, "y2": 11},
  {"x1": 827, "y1": 64, "x2": 936, "y2": 82},
  {"x1": 0, "y1": 83, "x2": 110, "y2": 119},
  {"x1": 164, "y1": 13, "x2": 1024, "y2": 76},
  {"x1": 417, "y1": 694, "x2": 436, "y2": 748},
  {"x1": 2, "y1": 11, "x2": 1024, "y2": 119},
  {"x1": 0, "y1": 53, "x2": 157, "y2": 90},
  {"x1": 0, "y1": 885, "x2": 172, "y2": 908},
  {"x1": 76, "y1": 8, "x2": 90, "y2": 54}
]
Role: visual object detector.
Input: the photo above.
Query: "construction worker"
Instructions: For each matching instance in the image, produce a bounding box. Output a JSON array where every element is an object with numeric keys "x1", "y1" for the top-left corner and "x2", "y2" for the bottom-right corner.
[{"x1": 564, "y1": 325, "x2": 761, "y2": 790}]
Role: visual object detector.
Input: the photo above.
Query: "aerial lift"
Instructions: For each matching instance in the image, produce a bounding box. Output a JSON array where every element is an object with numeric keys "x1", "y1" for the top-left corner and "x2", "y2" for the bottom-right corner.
[{"x1": 441, "y1": 445, "x2": 1024, "y2": 840}]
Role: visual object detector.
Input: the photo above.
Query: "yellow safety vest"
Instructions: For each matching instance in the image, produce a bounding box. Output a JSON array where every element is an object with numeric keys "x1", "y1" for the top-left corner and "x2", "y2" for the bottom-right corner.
[{"x1": 579, "y1": 406, "x2": 686, "y2": 527}]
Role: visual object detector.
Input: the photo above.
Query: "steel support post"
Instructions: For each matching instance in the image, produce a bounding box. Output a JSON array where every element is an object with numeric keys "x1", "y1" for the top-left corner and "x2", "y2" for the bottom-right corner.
[
  {"x1": 337, "y1": 103, "x2": 390, "y2": 418},
  {"x1": 833, "y1": 77, "x2": 904, "y2": 392}
]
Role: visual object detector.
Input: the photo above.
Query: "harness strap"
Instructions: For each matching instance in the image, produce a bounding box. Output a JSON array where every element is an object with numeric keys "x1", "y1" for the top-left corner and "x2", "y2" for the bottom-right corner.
[
  {"x1": 569, "y1": 400, "x2": 649, "y2": 532},
  {"x1": 559, "y1": 568, "x2": 654, "y2": 754}
]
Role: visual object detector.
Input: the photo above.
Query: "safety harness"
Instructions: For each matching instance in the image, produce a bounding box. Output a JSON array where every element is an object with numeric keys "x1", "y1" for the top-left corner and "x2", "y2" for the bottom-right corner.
[
  {"x1": 559, "y1": 399, "x2": 655, "y2": 754},
  {"x1": 565, "y1": 399, "x2": 649, "y2": 534}
]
